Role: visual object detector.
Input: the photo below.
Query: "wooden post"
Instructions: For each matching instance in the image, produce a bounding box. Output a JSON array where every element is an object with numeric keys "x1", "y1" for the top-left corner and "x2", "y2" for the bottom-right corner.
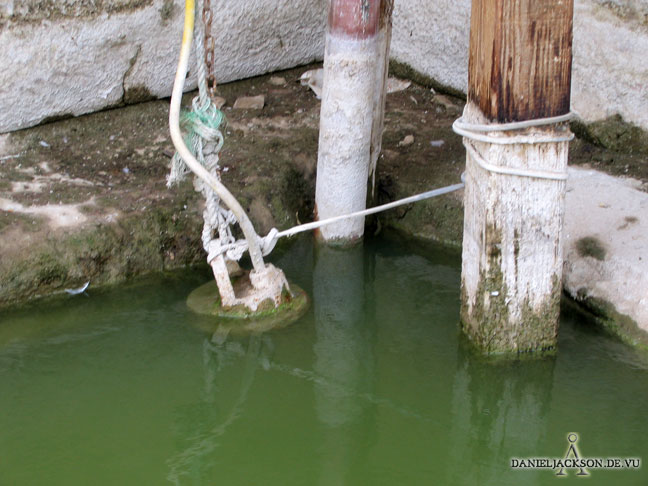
[
  {"x1": 315, "y1": 0, "x2": 392, "y2": 244},
  {"x1": 459, "y1": 0, "x2": 574, "y2": 354}
]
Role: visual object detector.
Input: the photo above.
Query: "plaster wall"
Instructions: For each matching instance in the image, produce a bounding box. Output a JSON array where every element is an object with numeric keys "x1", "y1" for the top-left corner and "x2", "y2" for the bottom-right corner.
[
  {"x1": 1, "y1": 0, "x2": 647, "y2": 133},
  {"x1": 389, "y1": 0, "x2": 648, "y2": 130}
]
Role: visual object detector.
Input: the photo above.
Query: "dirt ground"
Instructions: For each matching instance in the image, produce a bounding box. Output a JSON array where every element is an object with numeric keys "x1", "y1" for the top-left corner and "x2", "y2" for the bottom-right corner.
[{"x1": 0, "y1": 63, "x2": 646, "y2": 315}]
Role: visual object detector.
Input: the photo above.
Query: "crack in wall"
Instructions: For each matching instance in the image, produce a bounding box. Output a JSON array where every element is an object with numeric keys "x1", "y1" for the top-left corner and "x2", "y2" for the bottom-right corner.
[{"x1": 120, "y1": 45, "x2": 152, "y2": 105}]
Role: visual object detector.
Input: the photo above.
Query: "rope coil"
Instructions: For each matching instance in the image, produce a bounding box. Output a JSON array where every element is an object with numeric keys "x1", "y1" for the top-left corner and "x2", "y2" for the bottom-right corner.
[{"x1": 452, "y1": 112, "x2": 574, "y2": 181}]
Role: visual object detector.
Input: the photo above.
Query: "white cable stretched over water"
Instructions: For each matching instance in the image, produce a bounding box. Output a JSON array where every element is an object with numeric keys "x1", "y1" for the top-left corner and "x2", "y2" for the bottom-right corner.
[
  {"x1": 211, "y1": 175, "x2": 467, "y2": 257},
  {"x1": 276, "y1": 176, "x2": 466, "y2": 239}
]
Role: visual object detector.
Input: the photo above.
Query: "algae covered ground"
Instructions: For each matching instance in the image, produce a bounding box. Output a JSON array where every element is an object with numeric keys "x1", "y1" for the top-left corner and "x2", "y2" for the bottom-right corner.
[
  {"x1": 0, "y1": 63, "x2": 646, "y2": 332},
  {"x1": 0, "y1": 64, "x2": 468, "y2": 307}
]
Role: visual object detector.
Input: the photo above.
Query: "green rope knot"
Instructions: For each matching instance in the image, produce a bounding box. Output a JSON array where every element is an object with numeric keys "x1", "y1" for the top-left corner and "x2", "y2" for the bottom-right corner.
[
  {"x1": 168, "y1": 96, "x2": 227, "y2": 187},
  {"x1": 182, "y1": 96, "x2": 226, "y2": 151}
]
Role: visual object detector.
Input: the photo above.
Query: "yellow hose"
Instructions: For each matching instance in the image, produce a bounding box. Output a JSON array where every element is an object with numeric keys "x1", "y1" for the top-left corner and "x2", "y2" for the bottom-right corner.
[{"x1": 182, "y1": 0, "x2": 196, "y2": 48}]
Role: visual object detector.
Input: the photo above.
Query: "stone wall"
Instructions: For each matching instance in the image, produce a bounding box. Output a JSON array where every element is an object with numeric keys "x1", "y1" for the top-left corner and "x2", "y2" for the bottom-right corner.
[
  {"x1": 1, "y1": 0, "x2": 647, "y2": 133},
  {"x1": 0, "y1": 0, "x2": 327, "y2": 132}
]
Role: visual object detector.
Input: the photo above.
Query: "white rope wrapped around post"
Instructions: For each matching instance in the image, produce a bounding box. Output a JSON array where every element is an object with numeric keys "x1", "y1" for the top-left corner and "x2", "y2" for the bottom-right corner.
[{"x1": 452, "y1": 112, "x2": 575, "y2": 181}]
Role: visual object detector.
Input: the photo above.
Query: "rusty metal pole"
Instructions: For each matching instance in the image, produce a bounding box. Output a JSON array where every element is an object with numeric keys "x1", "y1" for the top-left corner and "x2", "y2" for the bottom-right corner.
[
  {"x1": 315, "y1": 0, "x2": 391, "y2": 244},
  {"x1": 459, "y1": 0, "x2": 574, "y2": 355},
  {"x1": 370, "y1": 1, "x2": 394, "y2": 193}
]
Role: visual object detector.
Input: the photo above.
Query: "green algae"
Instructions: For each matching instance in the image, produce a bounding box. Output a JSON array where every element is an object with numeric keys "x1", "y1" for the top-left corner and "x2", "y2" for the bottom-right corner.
[
  {"x1": 186, "y1": 279, "x2": 310, "y2": 335},
  {"x1": 460, "y1": 225, "x2": 561, "y2": 357},
  {"x1": 0, "y1": 207, "x2": 204, "y2": 308},
  {"x1": 566, "y1": 293, "x2": 648, "y2": 352},
  {"x1": 576, "y1": 236, "x2": 607, "y2": 261},
  {"x1": 571, "y1": 114, "x2": 648, "y2": 155}
]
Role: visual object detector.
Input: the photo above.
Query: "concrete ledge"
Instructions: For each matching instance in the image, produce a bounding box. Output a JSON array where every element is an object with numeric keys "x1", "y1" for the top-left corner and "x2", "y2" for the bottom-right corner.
[{"x1": 563, "y1": 167, "x2": 648, "y2": 342}]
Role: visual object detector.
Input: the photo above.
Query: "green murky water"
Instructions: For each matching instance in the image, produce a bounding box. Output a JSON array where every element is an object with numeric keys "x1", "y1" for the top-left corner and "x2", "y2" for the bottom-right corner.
[{"x1": 1, "y1": 235, "x2": 646, "y2": 485}]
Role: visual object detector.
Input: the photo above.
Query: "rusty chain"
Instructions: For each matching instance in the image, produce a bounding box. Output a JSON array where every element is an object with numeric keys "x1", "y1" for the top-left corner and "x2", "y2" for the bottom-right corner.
[{"x1": 202, "y1": 0, "x2": 217, "y2": 99}]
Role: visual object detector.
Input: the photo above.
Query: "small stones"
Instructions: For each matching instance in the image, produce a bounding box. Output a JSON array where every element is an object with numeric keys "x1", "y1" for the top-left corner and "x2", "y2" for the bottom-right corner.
[
  {"x1": 213, "y1": 96, "x2": 226, "y2": 109},
  {"x1": 386, "y1": 78, "x2": 411, "y2": 93},
  {"x1": 433, "y1": 94, "x2": 460, "y2": 113},
  {"x1": 430, "y1": 139, "x2": 445, "y2": 148},
  {"x1": 233, "y1": 95, "x2": 265, "y2": 110},
  {"x1": 269, "y1": 76, "x2": 287, "y2": 86},
  {"x1": 398, "y1": 135, "x2": 415, "y2": 147}
]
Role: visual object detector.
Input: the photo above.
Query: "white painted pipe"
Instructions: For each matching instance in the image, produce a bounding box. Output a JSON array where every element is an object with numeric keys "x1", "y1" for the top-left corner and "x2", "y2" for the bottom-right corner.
[{"x1": 315, "y1": 0, "x2": 383, "y2": 244}]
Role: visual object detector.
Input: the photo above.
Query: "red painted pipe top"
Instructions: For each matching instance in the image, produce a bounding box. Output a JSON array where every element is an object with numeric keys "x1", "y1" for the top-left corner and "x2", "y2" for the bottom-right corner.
[{"x1": 329, "y1": 0, "x2": 380, "y2": 38}]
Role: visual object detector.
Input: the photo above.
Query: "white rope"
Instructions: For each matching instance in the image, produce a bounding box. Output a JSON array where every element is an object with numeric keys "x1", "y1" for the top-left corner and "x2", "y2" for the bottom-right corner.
[
  {"x1": 452, "y1": 112, "x2": 572, "y2": 181},
  {"x1": 203, "y1": 176, "x2": 467, "y2": 254},
  {"x1": 452, "y1": 111, "x2": 575, "y2": 146},
  {"x1": 169, "y1": 0, "x2": 269, "y2": 270},
  {"x1": 454, "y1": 111, "x2": 575, "y2": 132},
  {"x1": 452, "y1": 121, "x2": 574, "y2": 145},
  {"x1": 463, "y1": 141, "x2": 568, "y2": 181},
  {"x1": 169, "y1": 0, "x2": 267, "y2": 271}
]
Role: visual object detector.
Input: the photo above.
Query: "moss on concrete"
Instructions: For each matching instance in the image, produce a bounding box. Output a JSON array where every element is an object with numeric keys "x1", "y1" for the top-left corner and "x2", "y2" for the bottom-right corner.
[
  {"x1": 389, "y1": 60, "x2": 466, "y2": 100},
  {"x1": 123, "y1": 85, "x2": 154, "y2": 105},
  {"x1": 460, "y1": 226, "x2": 561, "y2": 357},
  {"x1": 186, "y1": 279, "x2": 310, "y2": 335},
  {"x1": 563, "y1": 293, "x2": 648, "y2": 352},
  {"x1": 593, "y1": 0, "x2": 648, "y2": 27},
  {"x1": 0, "y1": 206, "x2": 204, "y2": 308},
  {"x1": 571, "y1": 115, "x2": 648, "y2": 155},
  {"x1": 576, "y1": 236, "x2": 607, "y2": 261},
  {"x1": 159, "y1": 0, "x2": 175, "y2": 23},
  {"x1": 1, "y1": 0, "x2": 153, "y2": 24}
]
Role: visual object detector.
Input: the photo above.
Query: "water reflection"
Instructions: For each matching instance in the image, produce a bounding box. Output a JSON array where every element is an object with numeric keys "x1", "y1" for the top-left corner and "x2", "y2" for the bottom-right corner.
[
  {"x1": 447, "y1": 345, "x2": 556, "y2": 485},
  {"x1": 166, "y1": 333, "x2": 269, "y2": 485},
  {"x1": 313, "y1": 244, "x2": 377, "y2": 485}
]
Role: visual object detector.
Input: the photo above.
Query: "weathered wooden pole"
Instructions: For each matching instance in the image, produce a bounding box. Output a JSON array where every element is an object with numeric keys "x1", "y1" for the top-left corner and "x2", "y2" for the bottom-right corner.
[
  {"x1": 315, "y1": 0, "x2": 393, "y2": 244},
  {"x1": 458, "y1": 0, "x2": 574, "y2": 354}
]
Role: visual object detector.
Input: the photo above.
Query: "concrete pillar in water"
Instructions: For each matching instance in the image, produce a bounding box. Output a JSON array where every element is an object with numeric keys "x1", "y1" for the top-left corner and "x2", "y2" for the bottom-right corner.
[
  {"x1": 315, "y1": 0, "x2": 392, "y2": 244},
  {"x1": 459, "y1": 0, "x2": 574, "y2": 354}
]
